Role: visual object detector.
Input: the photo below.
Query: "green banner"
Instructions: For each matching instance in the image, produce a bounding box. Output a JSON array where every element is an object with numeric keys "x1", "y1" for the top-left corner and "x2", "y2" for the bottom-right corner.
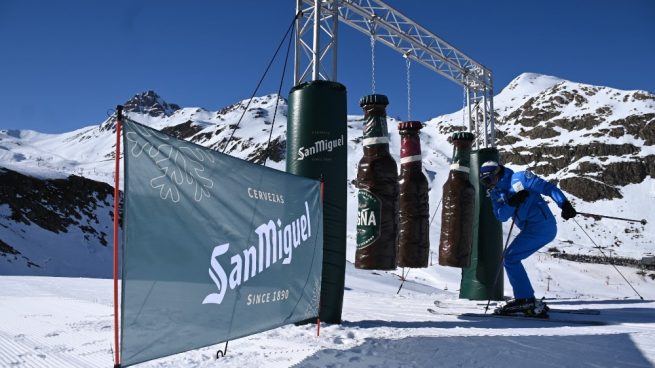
[{"x1": 121, "y1": 119, "x2": 323, "y2": 366}]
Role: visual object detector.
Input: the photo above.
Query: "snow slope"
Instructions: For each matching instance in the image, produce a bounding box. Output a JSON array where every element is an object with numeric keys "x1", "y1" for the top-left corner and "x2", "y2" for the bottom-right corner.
[{"x1": 1, "y1": 261, "x2": 654, "y2": 367}]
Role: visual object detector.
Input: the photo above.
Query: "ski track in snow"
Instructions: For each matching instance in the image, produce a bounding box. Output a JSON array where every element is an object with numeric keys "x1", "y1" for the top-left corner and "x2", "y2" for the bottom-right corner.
[{"x1": 1, "y1": 265, "x2": 654, "y2": 368}]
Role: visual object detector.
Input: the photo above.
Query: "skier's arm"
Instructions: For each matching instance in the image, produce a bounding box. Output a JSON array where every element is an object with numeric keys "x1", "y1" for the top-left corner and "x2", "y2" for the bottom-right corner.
[
  {"x1": 525, "y1": 173, "x2": 568, "y2": 207},
  {"x1": 489, "y1": 191, "x2": 515, "y2": 221}
]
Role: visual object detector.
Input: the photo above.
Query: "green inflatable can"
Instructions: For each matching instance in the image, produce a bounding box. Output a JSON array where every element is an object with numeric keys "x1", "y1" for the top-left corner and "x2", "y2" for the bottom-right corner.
[
  {"x1": 286, "y1": 80, "x2": 347, "y2": 324},
  {"x1": 459, "y1": 147, "x2": 504, "y2": 300}
]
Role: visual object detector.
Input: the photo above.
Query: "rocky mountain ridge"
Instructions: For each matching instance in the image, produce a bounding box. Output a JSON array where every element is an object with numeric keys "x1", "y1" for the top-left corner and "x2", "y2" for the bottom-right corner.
[
  {"x1": 430, "y1": 73, "x2": 655, "y2": 202},
  {"x1": 1, "y1": 73, "x2": 653, "y2": 277}
]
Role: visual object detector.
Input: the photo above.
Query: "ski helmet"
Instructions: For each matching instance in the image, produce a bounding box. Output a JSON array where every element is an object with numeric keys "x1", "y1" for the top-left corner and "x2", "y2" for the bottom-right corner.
[{"x1": 479, "y1": 161, "x2": 501, "y2": 185}]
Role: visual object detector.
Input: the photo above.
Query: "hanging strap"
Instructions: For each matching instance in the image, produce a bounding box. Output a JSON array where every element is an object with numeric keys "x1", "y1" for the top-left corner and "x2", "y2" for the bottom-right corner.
[
  {"x1": 404, "y1": 52, "x2": 412, "y2": 120},
  {"x1": 369, "y1": 23, "x2": 377, "y2": 94}
]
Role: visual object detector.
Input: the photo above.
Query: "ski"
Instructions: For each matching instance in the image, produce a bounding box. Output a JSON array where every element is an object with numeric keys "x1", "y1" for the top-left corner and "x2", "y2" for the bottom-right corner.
[
  {"x1": 433, "y1": 300, "x2": 601, "y2": 315},
  {"x1": 427, "y1": 308, "x2": 607, "y2": 326}
]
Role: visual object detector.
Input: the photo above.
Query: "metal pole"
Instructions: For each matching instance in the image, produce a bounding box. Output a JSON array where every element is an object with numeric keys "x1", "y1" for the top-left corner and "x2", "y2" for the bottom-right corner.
[
  {"x1": 473, "y1": 92, "x2": 480, "y2": 150},
  {"x1": 488, "y1": 79, "x2": 496, "y2": 147},
  {"x1": 331, "y1": 0, "x2": 339, "y2": 81},
  {"x1": 312, "y1": 0, "x2": 321, "y2": 80},
  {"x1": 466, "y1": 86, "x2": 472, "y2": 131},
  {"x1": 482, "y1": 89, "x2": 488, "y2": 148},
  {"x1": 578, "y1": 212, "x2": 647, "y2": 225},
  {"x1": 113, "y1": 106, "x2": 123, "y2": 368},
  {"x1": 294, "y1": 0, "x2": 302, "y2": 85}
]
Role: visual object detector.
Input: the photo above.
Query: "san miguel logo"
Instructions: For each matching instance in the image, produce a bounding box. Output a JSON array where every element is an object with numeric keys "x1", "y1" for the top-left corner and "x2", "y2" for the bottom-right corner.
[
  {"x1": 202, "y1": 202, "x2": 312, "y2": 305},
  {"x1": 297, "y1": 135, "x2": 345, "y2": 160}
]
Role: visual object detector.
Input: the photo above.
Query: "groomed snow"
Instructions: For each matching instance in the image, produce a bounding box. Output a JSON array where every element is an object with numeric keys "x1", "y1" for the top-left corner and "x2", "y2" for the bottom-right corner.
[{"x1": 1, "y1": 256, "x2": 654, "y2": 367}]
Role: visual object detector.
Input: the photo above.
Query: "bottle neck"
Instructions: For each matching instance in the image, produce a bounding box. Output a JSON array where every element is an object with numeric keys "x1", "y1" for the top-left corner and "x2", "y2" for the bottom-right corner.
[
  {"x1": 362, "y1": 104, "x2": 389, "y2": 147},
  {"x1": 450, "y1": 139, "x2": 473, "y2": 172},
  {"x1": 400, "y1": 131, "x2": 421, "y2": 165}
]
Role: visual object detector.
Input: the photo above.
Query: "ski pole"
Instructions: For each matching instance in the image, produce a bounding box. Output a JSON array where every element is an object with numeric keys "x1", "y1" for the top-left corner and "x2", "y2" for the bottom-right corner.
[
  {"x1": 573, "y1": 218, "x2": 644, "y2": 300},
  {"x1": 577, "y1": 212, "x2": 647, "y2": 225},
  {"x1": 484, "y1": 218, "x2": 515, "y2": 314}
]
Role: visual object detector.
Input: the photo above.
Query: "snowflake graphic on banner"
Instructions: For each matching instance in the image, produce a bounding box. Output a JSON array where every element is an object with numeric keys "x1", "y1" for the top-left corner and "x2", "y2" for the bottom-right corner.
[{"x1": 126, "y1": 121, "x2": 215, "y2": 203}]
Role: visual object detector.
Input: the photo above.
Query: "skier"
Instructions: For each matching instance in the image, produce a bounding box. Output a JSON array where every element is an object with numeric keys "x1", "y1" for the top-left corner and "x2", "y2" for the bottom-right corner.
[{"x1": 479, "y1": 161, "x2": 577, "y2": 316}]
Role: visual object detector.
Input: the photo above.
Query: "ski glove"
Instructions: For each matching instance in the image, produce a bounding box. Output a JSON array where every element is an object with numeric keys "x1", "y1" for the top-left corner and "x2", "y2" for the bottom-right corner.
[
  {"x1": 507, "y1": 190, "x2": 529, "y2": 207},
  {"x1": 561, "y1": 201, "x2": 577, "y2": 220}
]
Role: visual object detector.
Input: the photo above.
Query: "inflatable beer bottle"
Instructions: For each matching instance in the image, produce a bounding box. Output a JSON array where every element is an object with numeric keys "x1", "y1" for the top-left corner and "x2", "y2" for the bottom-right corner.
[
  {"x1": 439, "y1": 131, "x2": 475, "y2": 268},
  {"x1": 355, "y1": 94, "x2": 399, "y2": 270},
  {"x1": 397, "y1": 121, "x2": 430, "y2": 268}
]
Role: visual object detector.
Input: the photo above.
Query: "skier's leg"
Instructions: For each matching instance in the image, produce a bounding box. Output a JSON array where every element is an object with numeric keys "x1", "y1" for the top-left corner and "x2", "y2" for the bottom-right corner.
[{"x1": 504, "y1": 220, "x2": 557, "y2": 299}]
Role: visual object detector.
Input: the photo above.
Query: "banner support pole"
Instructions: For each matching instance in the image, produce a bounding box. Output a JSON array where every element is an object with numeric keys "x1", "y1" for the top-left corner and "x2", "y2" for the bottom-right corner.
[
  {"x1": 113, "y1": 105, "x2": 123, "y2": 368},
  {"x1": 316, "y1": 176, "x2": 325, "y2": 337}
]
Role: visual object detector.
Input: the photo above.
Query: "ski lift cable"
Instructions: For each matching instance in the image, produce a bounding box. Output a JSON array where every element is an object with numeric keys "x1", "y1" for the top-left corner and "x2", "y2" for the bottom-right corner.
[
  {"x1": 263, "y1": 16, "x2": 295, "y2": 167},
  {"x1": 221, "y1": 11, "x2": 300, "y2": 154}
]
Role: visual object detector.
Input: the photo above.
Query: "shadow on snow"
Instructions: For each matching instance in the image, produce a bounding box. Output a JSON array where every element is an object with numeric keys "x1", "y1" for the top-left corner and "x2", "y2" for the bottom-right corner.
[{"x1": 294, "y1": 334, "x2": 653, "y2": 368}]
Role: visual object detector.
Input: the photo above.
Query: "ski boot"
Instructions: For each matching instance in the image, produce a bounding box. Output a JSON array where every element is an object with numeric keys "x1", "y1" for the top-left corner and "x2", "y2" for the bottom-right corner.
[{"x1": 494, "y1": 297, "x2": 549, "y2": 318}]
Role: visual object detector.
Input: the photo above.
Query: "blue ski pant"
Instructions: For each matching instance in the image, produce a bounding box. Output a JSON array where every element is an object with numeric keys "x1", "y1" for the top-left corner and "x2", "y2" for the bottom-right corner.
[{"x1": 504, "y1": 219, "x2": 557, "y2": 299}]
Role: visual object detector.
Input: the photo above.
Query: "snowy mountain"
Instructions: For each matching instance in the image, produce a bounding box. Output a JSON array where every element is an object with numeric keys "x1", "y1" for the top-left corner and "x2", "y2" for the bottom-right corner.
[
  {"x1": 424, "y1": 73, "x2": 655, "y2": 259},
  {"x1": 1, "y1": 74, "x2": 654, "y2": 278}
]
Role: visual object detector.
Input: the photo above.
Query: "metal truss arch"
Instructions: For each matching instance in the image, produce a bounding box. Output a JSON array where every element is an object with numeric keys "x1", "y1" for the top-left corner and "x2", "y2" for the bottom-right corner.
[{"x1": 294, "y1": 0, "x2": 496, "y2": 148}]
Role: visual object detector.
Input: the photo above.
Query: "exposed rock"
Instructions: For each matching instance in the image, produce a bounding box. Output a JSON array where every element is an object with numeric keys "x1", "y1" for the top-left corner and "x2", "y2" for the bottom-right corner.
[
  {"x1": 161, "y1": 120, "x2": 205, "y2": 140},
  {"x1": 608, "y1": 127, "x2": 625, "y2": 138},
  {"x1": 123, "y1": 90, "x2": 180, "y2": 117},
  {"x1": 519, "y1": 125, "x2": 560, "y2": 139},
  {"x1": 0, "y1": 239, "x2": 19, "y2": 255},
  {"x1": 0, "y1": 168, "x2": 115, "y2": 245},
  {"x1": 575, "y1": 161, "x2": 602, "y2": 173},
  {"x1": 506, "y1": 97, "x2": 562, "y2": 127},
  {"x1": 643, "y1": 121, "x2": 655, "y2": 146},
  {"x1": 632, "y1": 91, "x2": 655, "y2": 102},
  {"x1": 595, "y1": 106, "x2": 612, "y2": 116},
  {"x1": 580, "y1": 86, "x2": 600, "y2": 97},
  {"x1": 246, "y1": 137, "x2": 286, "y2": 164},
  {"x1": 645, "y1": 155, "x2": 655, "y2": 177},
  {"x1": 248, "y1": 107, "x2": 269, "y2": 119},
  {"x1": 500, "y1": 143, "x2": 640, "y2": 171},
  {"x1": 495, "y1": 130, "x2": 521, "y2": 145},
  {"x1": 550, "y1": 252, "x2": 655, "y2": 271},
  {"x1": 601, "y1": 161, "x2": 648, "y2": 186},
  {"x1": 550, "y1": 114, "x2": 602, "y2": 131},
  {"x1": 559, "y1": 177, "x2": 622, "y2": 201},
  {"x1": 437, "y1": 124, "x2": 466, "y2": 136},
  {"x1": 611, "y1": 113, "x2": 655, "y2": 145}
]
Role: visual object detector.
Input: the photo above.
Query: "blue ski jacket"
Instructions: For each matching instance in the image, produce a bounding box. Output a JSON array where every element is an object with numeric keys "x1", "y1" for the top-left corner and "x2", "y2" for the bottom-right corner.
[{"x1": 487, "y1": 167, "x2": 568, "y2": 229}]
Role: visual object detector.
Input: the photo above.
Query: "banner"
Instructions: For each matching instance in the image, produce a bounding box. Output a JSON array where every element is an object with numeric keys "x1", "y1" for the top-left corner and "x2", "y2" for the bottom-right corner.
[{"x1": 121, "y1": 119, "x2": 323, "y2": 366}]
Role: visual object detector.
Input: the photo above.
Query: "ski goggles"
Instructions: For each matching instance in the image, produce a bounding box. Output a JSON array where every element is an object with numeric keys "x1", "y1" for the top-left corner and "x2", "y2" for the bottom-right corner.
[{"x1": 480, "y1": 172, "x2": 496, "y2": 186}]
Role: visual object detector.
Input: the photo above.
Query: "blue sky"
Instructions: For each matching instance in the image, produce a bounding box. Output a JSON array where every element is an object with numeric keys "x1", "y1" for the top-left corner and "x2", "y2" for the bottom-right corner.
[{"x1": 1, "y1": 0, "x2": 653, "y2": 133}]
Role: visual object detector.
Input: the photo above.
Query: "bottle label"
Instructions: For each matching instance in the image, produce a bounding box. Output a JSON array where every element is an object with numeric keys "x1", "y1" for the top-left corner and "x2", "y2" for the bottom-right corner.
[
  {"x1": 400, "y1": 155, "x2": 422, "y2": 164},
  {"x1": 363, "y1": 115, "x2": 389, "y2": 145},
  {"x1": 356, "y1": 189, "x2": 381, "y2": 249},
  {"x1": 363, "y1": 137, "x2": 389, "y2": 146},
  {"x1": 400, "y1": 136, "x2": 421, "y2": 159}
]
